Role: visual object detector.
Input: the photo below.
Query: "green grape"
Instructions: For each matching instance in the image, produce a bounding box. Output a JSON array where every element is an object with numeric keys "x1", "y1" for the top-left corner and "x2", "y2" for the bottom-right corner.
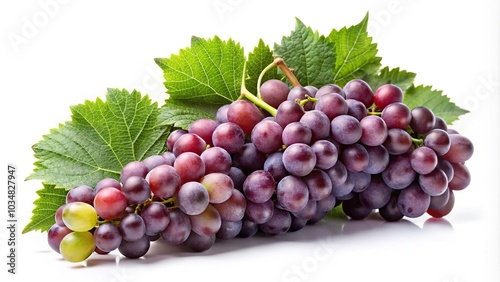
[
  {"x1": 60, "y1": 231, "x2": 95, "y2": 263},
  {"x1": 62, "y1": 202, "x2": 98, "y2": 232}
]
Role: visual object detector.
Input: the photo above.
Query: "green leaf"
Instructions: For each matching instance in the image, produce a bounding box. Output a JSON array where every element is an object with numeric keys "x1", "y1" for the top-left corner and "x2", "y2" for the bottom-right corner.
[
  {"x1": 22, "y1": 183, "x2": 67, "y2": 233},
  {"x1": 26, "y1": 88, "x2": 170, "y2": 189},
  {"x1": 245, "y1": 39, "x2": 282, "y2": 95},
  {"x1": 365, "y1": 66, "x2": 416, "y2": 92},
  {"x1": 155, "y1": 36, "x2": 245, "y2": 107},
  {"x1": 158, "y1": 99, "x2": 216, "y2": 130},
  {"x1": 403, "y1": 84, "x2": 469, "y2": 124},
  {"x1": 274, "y1": 18, "x2": 336, "y2": 87},
  {"x1": 329, "y1": 13, "x2": 382, "y2": 86}
]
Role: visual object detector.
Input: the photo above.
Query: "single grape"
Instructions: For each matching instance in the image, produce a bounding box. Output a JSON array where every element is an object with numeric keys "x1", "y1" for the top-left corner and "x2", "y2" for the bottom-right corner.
[
  {"x1": 289, "y1": 216, "x2": 309, "y2": 232},
  {"x1": 330, "y1": 115, "x2": 362, "y2": 145},
  {"x1": 189, "y1": 204, "x2": 222, "y2": 236},
  {"x1": 282, "y1": 121, "x2": 312, "y2": 146},
  {"x1": 383, "y1": 128, "x2": 413, "y2": 155},
  {"x1": 382, "y1": 151, "x2": 417, "y2": 190},
  {"x1": 316, "y1": 194, "x2": 336, "y2": 213},
  {"x1": 282, "y1": 143, "x2": 317, "y2": 177},
  {"x1": 437, "y1": 159, "x2": 454, "y2": 183},
  {"x1": 147, "y1": 164, "x2": 181, "y2": 199},
  {"x1": 244, "y1": 198, "x2": 274, "y2": 224},
  {"x1": 141, "y1": 202, "x2": 170, "y2": 236},
  {"x1": 251, "y1": 119, "x2": 283, "y2": 154},
  {"x1": 260, "y1": 79, "x2": 290, "y2": 108},
  {"x1": 433, "y1": 116, "x2": 448, "y2": 131},
  {"x1": 122, "y1": 176, "x2": 151, "y2": 205},
  {"x1": 448, "y1": 162, "x2": 471, "y2": 191},
  {"x1": 188, "y1": 118, "x2": 219, "y2": 146},
  {"x1": 94, "y1": 177, "x2": 122, "y2": 194},
  {"x1": 350, "y1": 171, "x2": 372, "y2": 193},
  {"x1": 173, "y1": 152, "x2": 206, "y2": 184},
  {"x1": 358, "y1": 174, "x2": 392, "y2": 209},
  {"x1": 212, "y1": 122, "x2": 245, "y2": 154},
  {"x1": 227, "y1": 99, "x2": 264, "y2": 134},
  {"x1": 359, "y1": 115, "x2": 388, "y2": 146},
  {"x1": 292, "y1": 200, "x2": 318, "y2": 220},
  {"x1": 410, "y1": 146, "x2": 438, "y2": 175},
  {"x1": 183, "y1": 232, "x2": 215, "y2": 252},
  {"x1": 142, "y1": 154, "x2": 171, "y2": 172},
  {"x1": 277, "y1": 175, "x2": 310, "y2": 212},
  {"x1": 314, "y1": 93, "x2": 348, "y2": 120},
  {"x1": 315, "y1": 83, "x2": 345, "y2": 99},
  {"x1": 423, "y1": 129, "x2": 451, "y2": 156},
  {"x1": 325, "y1": 161, "x2": 348, "y2": 188},
  {"x1": 410, "y1": 106, "x2": 435, "y2": 134},
  {"x1": 120, "y1": 161, "x2": 149, "y2": 185},
  {"x1": 212, "y1": 189, "x2": 247, "y2": 222},
  {"x1": 66, "y1": 185, "x2": 94, "y2": 205},
  {"x1": 397, "y1": 182, "x2": 431, "y2": 218},
  {"x1": 378, "y1": 191, "x2": 404, "y2": 222},
  {"x1": 54, "y1": 204, "x2": 67, "y2": 226},
  {"x1": 161, "y1": 209, "x2": 191, "y2": 245},
  {"x1": 343, "y1": 79, "x2": 374, "y2": 108},
  {"x1": 47, "y1": 224, "x2": 72, "y2": 253},
  {"x1": 93, "y1": 187, "x2": 127, "y2": 220},
  {"x1": 341, "y1": 143, "x2": 369, "y2": 172},
  {"x1": 200, "y1": 147, "x2": 232, "y2": 174},
  {"x1": 275, "y1": 100, "x2": 305, "y2": 128},
  {"x1": 374, "y1": 84, "x2": 403, "y2": 110},
  {"x1": 363, "y1": 145, "x2": 389, "y2": 174},
  {"x1": 441, "y1": 134, "x2": 474, "y2": 163},
  {"x1": 259, "y1": 206, "x2": 292, "y2": 236},
  {"x1": 243, "y1": 170, "x2": 276, "y2": 204},
  {"x1": 238, "y1": 219, "x2": 259, "y2": 238},
  {"x1": 311, "y1": 139, "x2": 338, "y2": 170},
  {"x1": 227, "y1": 166, "x2": 246, "y2": 192},
  {"x1": 177, "y1": 181, "x2": 210, "y2": 215},
  {"x1": 118, "y1": 234, "x2": 150, "y2": 259},
  {"x1": 345, "y1": 99, "x2": 367, "y2": 121},
  {"x1": 216, "y1": 220, "x2": 243, "y2": 240},
  {"x1": 172, "y1": 133, "x2": 207, "y2": 156},
  {"x1": 381, "y1": 102, "x2": 412, "y2": 129},
  {"x1": 263, "y1": 151, "x2": 288, "y2": 182},
  {"x1": 62, "y1": 202, "x2": 98, "y2": 232},
  {"x1": 93, "y1": 222, "x2": 122, "y2": 253},
  {"x1": 119, "y1": 213, "x2": 146, "y2": 242},
  {"x1": 200, "y1": 173, "x2": 234, "y2": 204},
  {"x1": 331, "y1": 170, "x2": 355, "y2": 198},
  {"x1": 59, "y1": 231, "x2": 95, "y2": 262},
  {"x1": 232, "y1": 143, "x2": 267, "y2": 174},
  {"x1": 300, "y1": 110, "x2": 331, "y2": 141},
  {"x1": 216, "y1": 104, "x2": 230, "y2": 123},
  {"x1": 419, "y1": 168, "x2": 448, "y2": 196},
  {"x1": 304, "y1": 169, "x2": 333, "y2": 201}
]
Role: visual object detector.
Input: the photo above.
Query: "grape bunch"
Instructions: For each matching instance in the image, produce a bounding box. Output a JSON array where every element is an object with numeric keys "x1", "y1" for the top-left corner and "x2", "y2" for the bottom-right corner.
[{"x1": 47, "y1": 76, "x2": 473, "y2": 263}]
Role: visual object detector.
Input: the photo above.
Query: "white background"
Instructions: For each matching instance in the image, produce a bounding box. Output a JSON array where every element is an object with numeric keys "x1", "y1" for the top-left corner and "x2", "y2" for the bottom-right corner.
[{"x1": 1, "y1": 0, "x2": 499, "y2": 281}]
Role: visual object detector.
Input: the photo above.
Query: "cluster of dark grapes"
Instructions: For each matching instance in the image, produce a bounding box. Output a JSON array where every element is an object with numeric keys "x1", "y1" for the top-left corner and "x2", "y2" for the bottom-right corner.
[{"x1": 46, "y1": 77, "x2": 473, "y2": 263}]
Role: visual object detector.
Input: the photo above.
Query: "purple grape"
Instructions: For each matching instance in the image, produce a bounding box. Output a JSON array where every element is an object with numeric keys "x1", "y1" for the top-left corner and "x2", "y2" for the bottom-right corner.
[
  {"x1": 242, "y1": 170, "x2": 276, "y2": 204},
  {"x1": 282, "y1": 143, "x2": 317, "y2": 177},
  {"x1": 397, "y1": 182, "x2": 431, "y2": 218},
  {"x1": 330, "y1": 115, "x2": 362, "y2": 145},
  {"x1": 277, "y1": 175, "x2": 310, "y2": 212},
  {"x1": 161, "y1": 208, "x2": 191, "y2": 245}
]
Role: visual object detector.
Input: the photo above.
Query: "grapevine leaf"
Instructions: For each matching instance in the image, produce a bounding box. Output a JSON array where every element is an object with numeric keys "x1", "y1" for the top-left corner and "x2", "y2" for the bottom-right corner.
[
  {"x1": 246, "y1": 39, "x2": 282, "y2": 95},
  {"x1": 403, "y1": 84, "x2": 469, "y2": 124},
  {"x1": 158, "y1": 99, "x2": 216, "y2": 130},
  {"x1": 274, "y1": 18, "x2": 336, "y2": 87},
  {"x1": 365, "y1": 66, "x2": 416, "y2": 92},
  {"x1": 329, "y1": 13, "x2": 382, "y2": 86},
  {"x1": 155, "y1": 36, "x2": 245, "y2": 107},
  {"x1": 26, "y1": 88, "x2": 170, "y2": 189},
  {"x1": 22, "y1": 183, "x2": 67, "y2": 233}
]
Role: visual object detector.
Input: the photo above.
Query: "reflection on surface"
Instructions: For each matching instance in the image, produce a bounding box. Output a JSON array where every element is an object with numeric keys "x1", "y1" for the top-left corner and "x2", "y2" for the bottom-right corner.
[{"x1": 84, "y1": 213, "x2": 455, "y2": 268}]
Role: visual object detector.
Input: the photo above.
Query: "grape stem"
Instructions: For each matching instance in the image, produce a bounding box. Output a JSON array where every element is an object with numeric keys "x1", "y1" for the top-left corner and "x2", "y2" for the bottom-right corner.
[
  {"x1": 239, "y1": 61, "x2": 277, "y2": 116},
  {"x1": 256, "y1": 57, "x2": 301, "y2": 99}
]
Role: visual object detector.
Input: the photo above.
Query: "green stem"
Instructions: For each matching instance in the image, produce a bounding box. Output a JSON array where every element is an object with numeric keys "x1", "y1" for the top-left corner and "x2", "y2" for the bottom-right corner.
[
  {"x1": 239, "y1": 60, "x2": 278, "y2": 116},
  {"x1": 411, "y1": 136, "x2": 424, "y2": 145},
  {"x1": 257, "y1": 60, "x2": 280, "y2": 99},
  {"x1": 298, "y1": 96, "x2": 318, "y2": 107}
]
